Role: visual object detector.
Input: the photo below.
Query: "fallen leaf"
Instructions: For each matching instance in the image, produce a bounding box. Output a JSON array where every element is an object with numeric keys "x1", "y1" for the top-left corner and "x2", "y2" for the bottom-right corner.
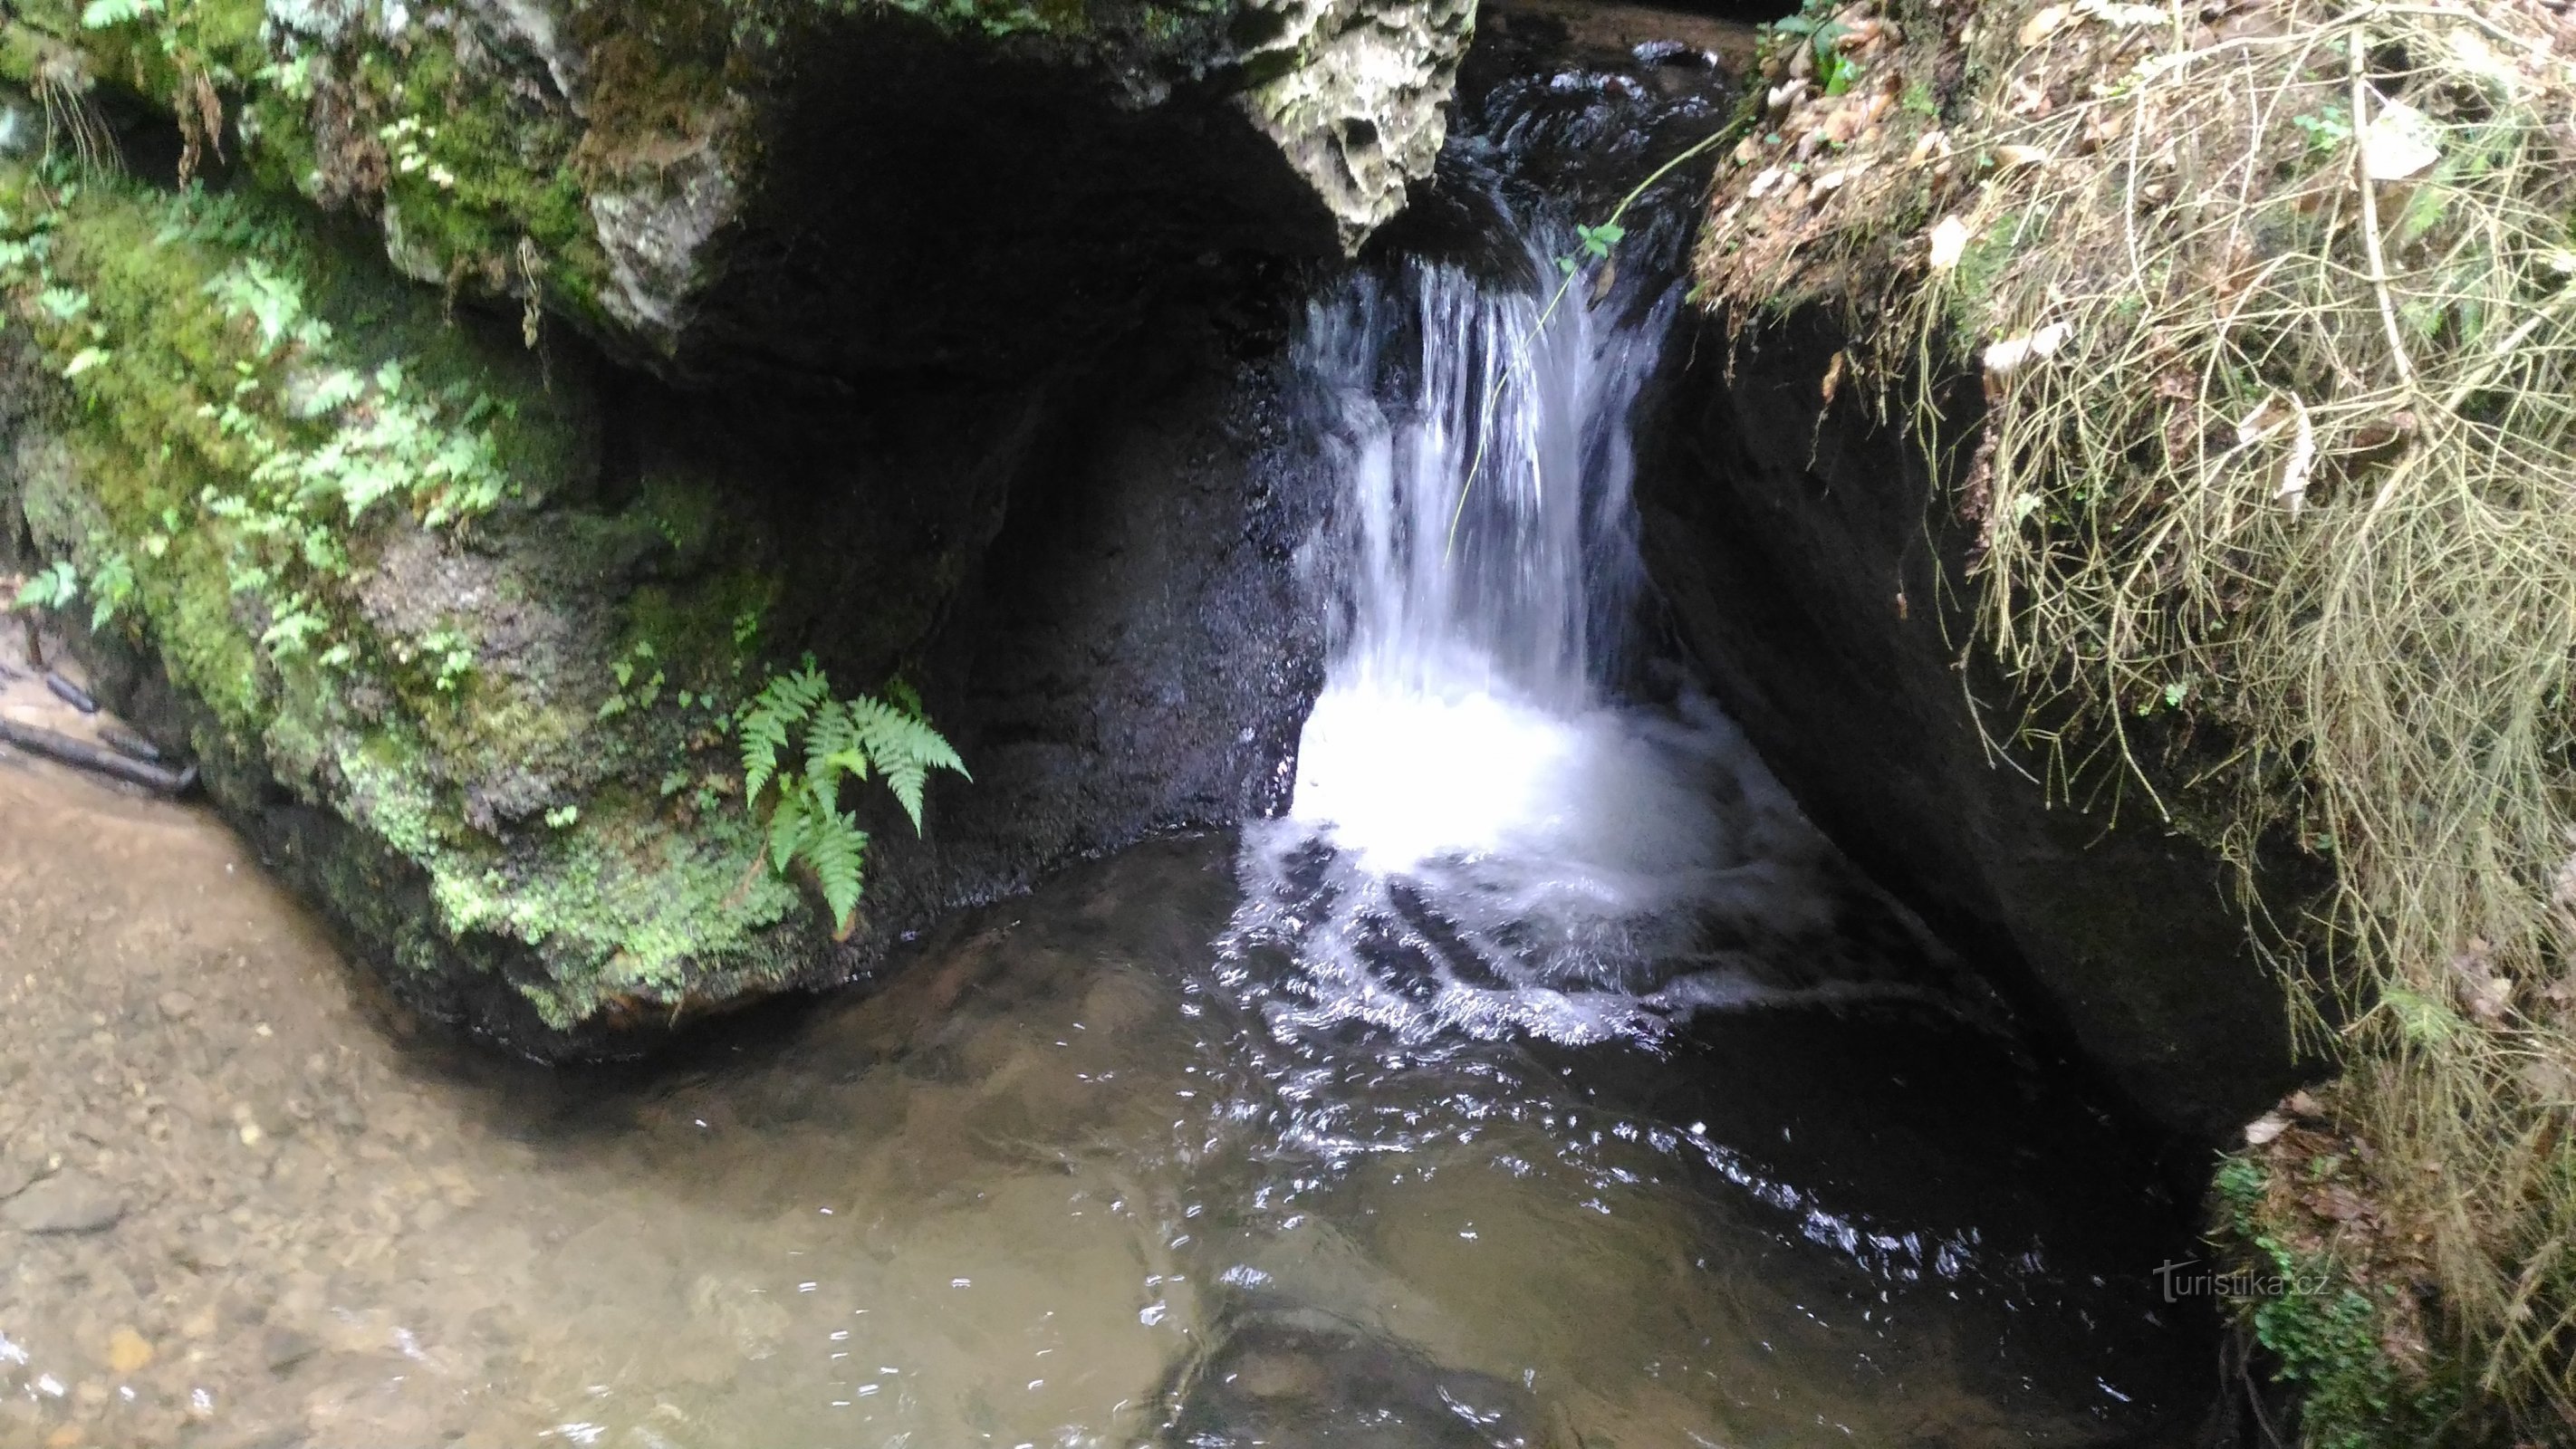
[
  {"x1": 1927, "y1": 214, "x2": 1971, "y2": 269},
  {"x1": 1982, "y1": 321, "x2": 2073, "y2": 379},
  {"x1": 2284, "y1": 1089, "x2": 2325, "y2": 1118},
  {"x1": 2460, "y1": 972, "x2": 2513, "y2": 1025},
  {"x1": 2360, "y1": 99, "x2": 2441, "y2": 182},
  {"x1": 2244, "y1": 1111, "x2": 2290, "y2": 1146},
  {"x1": 1908, "y1": 128, "x2": 1952, "y2": 164},
  {"x1": 2442, "y1": 25, "x2": 2527, "y2": 102},
  {"x1": 1747, "y1": 165, "x2": 1789, "y2": 199},
  {"x1": 2235, "y1": 394, "x2": 2287, "y2": 445},
  {"x1": 2018, "y1": 3, "x2": 2070, "y2": 45},
  {"x1": 2277, "y1": 393, "x2": 2315, "y2": 517},
  {"x1": 2075, "y1": 0, "x2": 2167, "y2": 25},
  {"x1": 1994, "y1": 143, "x2": 2052, "y2": 170}
]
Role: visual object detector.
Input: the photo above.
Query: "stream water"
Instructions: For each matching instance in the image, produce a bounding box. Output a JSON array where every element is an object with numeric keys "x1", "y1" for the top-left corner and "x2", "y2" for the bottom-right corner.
[{"x1": 3, "y1": 38, "x2": 2211, "y2": 1449}]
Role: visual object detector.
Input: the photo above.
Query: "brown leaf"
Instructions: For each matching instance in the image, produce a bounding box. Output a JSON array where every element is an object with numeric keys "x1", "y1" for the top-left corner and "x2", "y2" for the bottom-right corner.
[{"x1": 2018, "y1": 3, "x2": 2071, "y2": 45}]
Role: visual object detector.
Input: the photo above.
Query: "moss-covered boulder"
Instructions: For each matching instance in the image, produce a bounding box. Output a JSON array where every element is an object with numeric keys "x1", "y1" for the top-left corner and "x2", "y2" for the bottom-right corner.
[
  {"x1": 3, "y1": 0, "x2": 1472, "y2": 373},
  {"x1": 0, "y1": 44, "x2": 1322, "y2": 1049},
  {"x1": 0, "y1": 164, "x2": 840, "y2": 1033}
]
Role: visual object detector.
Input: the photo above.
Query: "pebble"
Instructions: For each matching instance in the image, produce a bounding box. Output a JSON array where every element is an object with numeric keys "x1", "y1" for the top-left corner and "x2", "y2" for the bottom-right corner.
[
  {"x1": 157, "y1": 990, "x2": 198, "y2": 1021},
  {"x1": 3, "y1": 1170, "x2": 125, "y2": 1233},
  {"x1": 260, "y1": 1327, "x2": 320, "y2": 1375},
  {"x1": 105, "y1": 1326, "x2": 155, "y2": 1373}
]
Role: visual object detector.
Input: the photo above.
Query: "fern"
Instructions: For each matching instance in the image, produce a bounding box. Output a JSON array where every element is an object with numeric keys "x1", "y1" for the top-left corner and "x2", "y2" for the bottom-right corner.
[
  {"x1": 842, "y1": 695, "x2": 966, "y2": 831},
  {"x1": 735, "y1": 658, "x2": 967, "y2": 936},
  {"x1": 800, "y1": 809, "x2": 868, "y2": 936}
]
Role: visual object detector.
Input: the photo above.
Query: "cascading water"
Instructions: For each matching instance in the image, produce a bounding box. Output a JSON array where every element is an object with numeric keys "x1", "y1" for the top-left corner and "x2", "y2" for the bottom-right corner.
[{"x1": 1229, "y1": 183, "x2": 1918, "y2": 1049}]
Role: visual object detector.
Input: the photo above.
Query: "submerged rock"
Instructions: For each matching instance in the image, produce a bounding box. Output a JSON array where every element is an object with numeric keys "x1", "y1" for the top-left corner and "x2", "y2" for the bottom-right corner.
[
  {"x1": 1161, "y1": 1308, "x2": 1542, "y2": 1448},
  {"x1": 3, "y1": 1170, "x2": 124, "y2": 1233}
]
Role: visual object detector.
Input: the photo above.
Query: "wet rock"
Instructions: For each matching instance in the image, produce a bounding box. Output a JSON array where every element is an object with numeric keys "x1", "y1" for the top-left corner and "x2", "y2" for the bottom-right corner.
[
  {"x1": 1636, "y1": 310, "x2": 2305, "y2": 1147},
  {"x1": 1242, "y1": 0, "x2": 1478, "y2": 248},
  {"x1": 3, "y1": 1171, "x2": 124, "y2": 1234},
  {"x1": 1162, "y1": 1308, "x2": 1538, "y2": 1448},
  {"x1": 260, "y1": 1327, "x2": 321, "y2": 1377}
]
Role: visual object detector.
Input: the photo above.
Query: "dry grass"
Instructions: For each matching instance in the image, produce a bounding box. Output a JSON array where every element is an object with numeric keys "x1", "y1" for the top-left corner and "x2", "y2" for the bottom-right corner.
[{"x1": 1699, "y1": 0, "x2": 2576, "y2": 1432}]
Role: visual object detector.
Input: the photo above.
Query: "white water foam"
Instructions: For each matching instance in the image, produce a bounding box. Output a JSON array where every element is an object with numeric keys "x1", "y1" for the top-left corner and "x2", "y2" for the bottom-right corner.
[{"x1": 1229, "y1": 235, "x2": 1898, "y2": 1048}]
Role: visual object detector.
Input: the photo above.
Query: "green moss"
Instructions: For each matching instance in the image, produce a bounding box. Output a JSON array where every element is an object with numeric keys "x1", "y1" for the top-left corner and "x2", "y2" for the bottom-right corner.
[
  {"x1": 1, "y1": 160, "x2": 823, "y2": 1024},
  {"x1": 2212, "y1": 1156, "x2": 2467, "y2": 1448}
]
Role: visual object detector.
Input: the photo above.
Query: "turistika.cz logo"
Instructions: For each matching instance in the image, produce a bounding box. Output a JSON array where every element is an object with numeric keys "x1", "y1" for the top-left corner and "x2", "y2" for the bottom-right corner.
[{"x1": 2151, "y1": 1258, "x2": 2332, "y2": 1304}]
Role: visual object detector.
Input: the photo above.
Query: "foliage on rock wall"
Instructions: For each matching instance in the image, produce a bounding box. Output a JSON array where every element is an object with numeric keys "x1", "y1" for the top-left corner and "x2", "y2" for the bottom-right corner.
[
  {"x1": 1693, "y1": 0, "x2": 2576, "y2": 1438},
  {"x1": 0, "y1": 154, "x2": 944, "y2": 1027}
]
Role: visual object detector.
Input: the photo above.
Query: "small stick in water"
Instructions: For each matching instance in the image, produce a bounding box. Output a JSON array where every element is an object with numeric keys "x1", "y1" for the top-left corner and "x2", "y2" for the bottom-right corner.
[
  {"x1": 98, "y1": 722, "x2": 161, "y2": 763},
  {"x1": 45, "y1": 671, "x2": 99, "y2": 714},
  {"x1": 0, "y1": 717, "x2": 196, "y2": 793}
]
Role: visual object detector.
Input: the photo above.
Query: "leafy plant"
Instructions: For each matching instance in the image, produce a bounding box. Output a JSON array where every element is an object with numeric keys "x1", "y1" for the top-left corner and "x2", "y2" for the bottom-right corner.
[
  {"x1": 736, "y1": 659, "x2": 966, "y2": 937},
  {"x1": 78, "y1": 0, "x2": 163, "y2": 30},
  {"x1": 13, "y1": 560, "x2": 79, "y2": 611},
  {"x1": 1771, "y1": 13, "x2": 1859, "y2": 95},
  {"x1": 2292, "y1": 106, "x2": 2353, "y2": 154},
  {"x1": 87, "y1": 552, "x2": 134, "y2": 629},
  {"x1": 594, "y1": 638, "x2": 662, "y2": 720}
]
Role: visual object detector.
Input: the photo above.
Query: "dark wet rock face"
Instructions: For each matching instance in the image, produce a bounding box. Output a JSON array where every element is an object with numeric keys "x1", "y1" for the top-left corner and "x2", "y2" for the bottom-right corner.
[{"x1": 1633, "y1": 309, "x2": 2304, "y2": 1148}]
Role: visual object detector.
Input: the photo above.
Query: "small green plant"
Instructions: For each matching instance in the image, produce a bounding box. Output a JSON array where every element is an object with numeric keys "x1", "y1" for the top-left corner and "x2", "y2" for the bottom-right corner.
[
  {"x1": 2292, "y1": 106, "x2": 2353, "y2": 154},
  {"x1": 418, "y1": 627, "x2": 476, "y2": 693},
  {"x1": 594, "y1": 638, "x2": 662, "y2": 720},
  {"x1": 14, "y1": 560, "x2": 80, "y2": 611},
  {"x1": 87, "y1": 552, "x2": 133, "y2": 629},
  {"x1": 736, "y1": 659, "x2": 966, "y2": 938},
  {"x1": 1770, "y1": 13, "x2": 1859, "y2": 95}
]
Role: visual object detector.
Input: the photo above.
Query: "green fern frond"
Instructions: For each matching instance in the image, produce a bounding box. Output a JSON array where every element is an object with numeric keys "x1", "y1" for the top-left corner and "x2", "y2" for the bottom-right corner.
[
  {"x1": 843, "y1": 695, "x2": 968, "y2": 832},
  {"x1": 737, "y1": 663, "x2": 964, "y2": 935},
  {"x1": 803, "y1": 702, "x2": 864, "y2": 797},
  {"x1": 766, "y1": 788, "x2": 809, "y2": 871},
  {"x1": 740, "y1": 709, "x2": 790, "y2": 804},
  {"x1": 803, "y1": 810, "x2": 868, "y2": 937},
  {"x1": 738, "y1": 660, "x2": 831, "y2": 802}
]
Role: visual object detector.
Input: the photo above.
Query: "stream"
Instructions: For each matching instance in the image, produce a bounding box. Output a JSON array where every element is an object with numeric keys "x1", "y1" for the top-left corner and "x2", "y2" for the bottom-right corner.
[{"x1": 2, "y1": 34, "x2": 2212, "y2": 1449}]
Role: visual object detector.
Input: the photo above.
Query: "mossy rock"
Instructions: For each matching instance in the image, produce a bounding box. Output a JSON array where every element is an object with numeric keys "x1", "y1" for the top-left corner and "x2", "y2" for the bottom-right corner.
[
  {"x1": 4, "y1": 0, "x2": 1473, "y2": 375},
  {"x1": 0, "y1": 159, "x2": 836, "y2": 1037}
]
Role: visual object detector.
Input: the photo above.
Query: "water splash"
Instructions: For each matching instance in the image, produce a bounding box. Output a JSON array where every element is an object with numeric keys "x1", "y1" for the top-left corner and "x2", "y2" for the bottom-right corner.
[{"x1": 1232, "y1": 226, "x2": 1888, "y2": 1051}]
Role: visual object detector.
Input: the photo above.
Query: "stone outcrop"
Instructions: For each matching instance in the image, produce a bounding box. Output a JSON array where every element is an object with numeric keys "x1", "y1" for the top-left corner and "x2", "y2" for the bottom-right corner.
[
  {"x1": 5, "y1": 0, "x2": 1475, "y2": 377},
  {"x1": 1636, "y1": 312, "x2": 2309, "y2": 1148},
  {"x1": 0, "y1": 0, "x2": 1334, "y2": 1049}
]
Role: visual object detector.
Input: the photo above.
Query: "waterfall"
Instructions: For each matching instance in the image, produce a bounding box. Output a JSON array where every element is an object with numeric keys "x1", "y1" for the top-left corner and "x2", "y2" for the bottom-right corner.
[{"x1": 1226, "y1": 222, "x2": 1864, "y2": 1050}]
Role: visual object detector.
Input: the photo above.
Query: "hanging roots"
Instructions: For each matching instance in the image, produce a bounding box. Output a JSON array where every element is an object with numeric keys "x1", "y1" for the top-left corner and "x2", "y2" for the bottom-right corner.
[
  {"x1": 174, "y1": 64, "x2": 225, "y2": 187},
  {"x1": 33, "y1": 43, "x2": 120, "y2": 181}
]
